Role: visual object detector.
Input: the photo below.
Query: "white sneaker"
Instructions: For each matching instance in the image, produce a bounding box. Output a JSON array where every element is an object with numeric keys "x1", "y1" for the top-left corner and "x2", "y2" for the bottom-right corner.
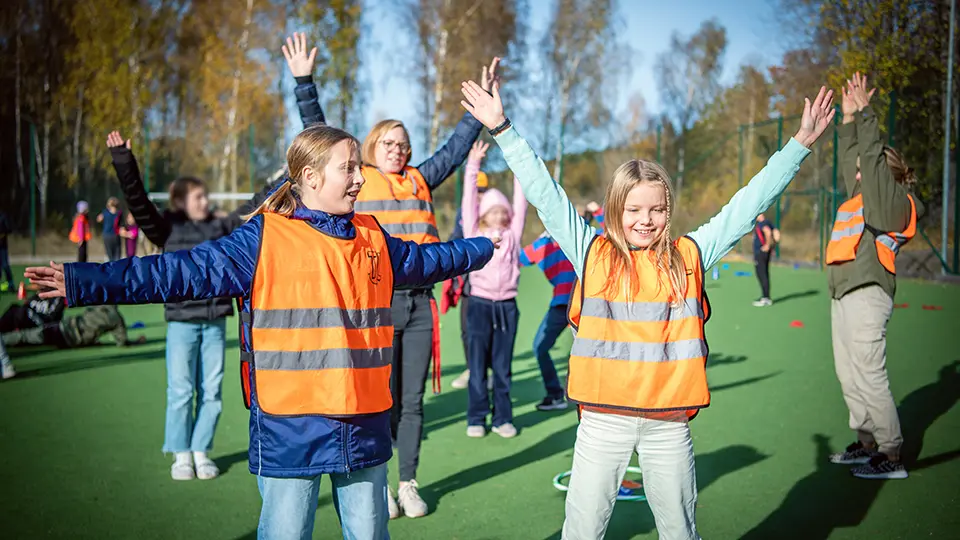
[
  {"x1": 387, "y1": 487, "x2": 401, "y2": 519},
  {"x1": 752, "y1": 297, "x2": 773, "y2": 307},
  {"x1": 171, "y1": 453, "x2": 195, "y2": 481},
  {"x1": 466, "y1": 425, "x2": 486, "y2": 438},
  {"x1": 1, "y1": 362, "x2": 16, "y2": 380},
  {"x1": 397, "y1": 480, "x2": 428, "y2": 518},
  {"x1": 451, "y1": 369, "x2": 470, "y2": 389},
  {"x1": 492, "y1": 423, "x2": 518, "y2": 438},
  {"x1": 193, "y1": 452, "x2": 220, "y2": 480}
]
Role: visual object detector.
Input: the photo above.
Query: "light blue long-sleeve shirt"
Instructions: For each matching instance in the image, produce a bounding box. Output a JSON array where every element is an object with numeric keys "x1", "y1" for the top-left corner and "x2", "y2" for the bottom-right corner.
[{"x1": 493, "y1": 127, "x2": 811, "y2": 277}]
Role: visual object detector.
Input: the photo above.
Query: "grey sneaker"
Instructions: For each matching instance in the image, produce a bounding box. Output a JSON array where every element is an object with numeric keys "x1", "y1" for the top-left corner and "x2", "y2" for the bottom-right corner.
[
  {"x1": 829, "y1": 441, "x2": 877, "y2": 465},
  {"x1": 171, "y1": 454, "x2": 195, "y2": 481},
  {"x1": 397, "y1": 480, "x2": 428, "y2": 518},
  {"x1": 387, "y1": 487, "x2": 400, "y2": 519},
  {"x1": 851, "y1": 455, "x2": 908, "y2": 479},
  {"x1": 193, "y1": 453, "x2": 220, "y2": 480},
  {"x1": 492, "y1": 423, "x2": 518, "y2": 438}
]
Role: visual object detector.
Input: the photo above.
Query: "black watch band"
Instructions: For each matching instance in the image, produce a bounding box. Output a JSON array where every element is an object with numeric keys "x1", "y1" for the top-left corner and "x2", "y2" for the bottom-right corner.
[{"x1": 488, "y1": 118, "x2": 512, "y2": 137}]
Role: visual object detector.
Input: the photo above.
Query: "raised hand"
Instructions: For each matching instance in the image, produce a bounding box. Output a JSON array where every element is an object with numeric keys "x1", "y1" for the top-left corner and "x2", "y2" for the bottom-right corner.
[
  {"x1": 106, "y1": 130, "x2": 131, "y2": 150},
  {"x1": 480, "y1": 57, "x2": 501, "y2": 94},
  {"x1": 585, "y1": 201, "x2": 601, "y2": 214},
  {"x1": 282, "y1": 32, "x2": 318, "y2": 78},
  {"x1": 24, "y1": 262, "x2": 66, "y2": 299},
  {"x1": 793, "y1": 85, "x2": 836, "y2": 148},
  {"x1": 847, "y1": 71, "x2": 876, "y2": 111},
  {"x1": 461, "y1": 79, "x2": 505, "y2": 131},
  {"x1": 469, "y1": 140, "x2": 490, "y2": 162},
  {"x1": 841, "y1": 83, "x2": 857, "y2": 119}
]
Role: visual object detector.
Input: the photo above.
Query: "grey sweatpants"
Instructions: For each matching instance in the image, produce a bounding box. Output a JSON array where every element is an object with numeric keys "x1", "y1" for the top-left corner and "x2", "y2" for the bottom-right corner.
[{"x1": 831, "y1": 285, "x2": 903, "y2": 458}]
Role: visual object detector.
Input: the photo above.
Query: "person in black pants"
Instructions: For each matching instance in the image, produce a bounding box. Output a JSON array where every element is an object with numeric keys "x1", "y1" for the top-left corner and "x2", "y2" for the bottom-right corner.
[{"x1": 753, "y1": 213, "x2": 775, "y2": 307}]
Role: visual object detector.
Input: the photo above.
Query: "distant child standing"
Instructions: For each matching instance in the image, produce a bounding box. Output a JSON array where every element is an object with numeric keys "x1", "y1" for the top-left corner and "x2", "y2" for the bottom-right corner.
[
  {"x1": 752, "y1": 212, "x2": 776, "y2": 306},
  {"x1": 519, "y1": 202, "x2": 603, "y2": 411},
  {"x1": 0, "y1": 210, "x2": 14, "y2": 293},
  {"x1": 120, "y1": 212, "x2": 140, "y2": 257},
  {"x1": 98, "y1": 197, "x2": 122, "y2": 261},
  {"x1": 69, "y1": 201, "x2": 92, "y2": 263},
  {"x1": 461, "y1": 140, "x2": 527, "y2": 438}
]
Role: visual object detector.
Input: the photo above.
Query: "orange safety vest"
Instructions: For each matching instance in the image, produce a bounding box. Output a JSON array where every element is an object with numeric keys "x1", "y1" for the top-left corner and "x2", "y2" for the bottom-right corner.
[
  {"x1": 69, "y1": 215, "x2": 91, "y2": 243},
  {"x1": 355, "y1": 166, "x2": 440, "y2": 244},
  {"x1": 248, "y1": 213, "x2": 395, "y2": 416},
  {"x1": 825, "y1": 193, "x2": 917, "y2": 274},
  {"x1": 566, "y1": 236, "x2": 711, "y2": 416}
]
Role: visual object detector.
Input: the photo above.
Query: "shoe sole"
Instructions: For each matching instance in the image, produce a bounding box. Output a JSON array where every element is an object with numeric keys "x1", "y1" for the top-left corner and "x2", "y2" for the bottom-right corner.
[
  {"x1": 466, "y1": 429, "x2": 486, "y2": 438},
  {"x1": 829, "y1": 456, "x2": 873, "y2": 465},
  {"x1": 852, "y1": 469, "x2": 908, "y2": 480},
  {"x1": 491, "y1": 429, "x2": 517, "y2": 438},
  {"x1": 536, "y1": 403, "x2": 569, "y2": 411}
]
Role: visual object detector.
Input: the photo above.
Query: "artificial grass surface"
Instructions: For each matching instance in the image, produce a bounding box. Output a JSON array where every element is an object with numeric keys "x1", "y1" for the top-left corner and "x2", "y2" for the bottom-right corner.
[{"x1": 1, "y1": 262, "x2": 958, "y2": 539}]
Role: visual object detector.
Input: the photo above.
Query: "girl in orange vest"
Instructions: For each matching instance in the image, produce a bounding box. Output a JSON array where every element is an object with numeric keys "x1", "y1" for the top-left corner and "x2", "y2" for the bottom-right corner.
[
  {"x1": 283, "y1": 32, "x2": 498, "y2": 517},
  {"x1": 824, "y1": 73, "x2": 922, "y2": 480},
  {"x1": 69, "y1": 201, "x2": 92, "y2": 263},
  {"x1": 26, "y1": 124, "x2": 495, "y2": 539},
  {"x1": 461, "y1": 79, "x2": 835, "y2": 539}
]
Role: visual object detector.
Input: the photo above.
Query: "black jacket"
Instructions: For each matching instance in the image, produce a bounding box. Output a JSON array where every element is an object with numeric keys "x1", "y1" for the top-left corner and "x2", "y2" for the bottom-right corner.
[{"x1": 110, "y1": 147, "x2": 271, "y2": 322}]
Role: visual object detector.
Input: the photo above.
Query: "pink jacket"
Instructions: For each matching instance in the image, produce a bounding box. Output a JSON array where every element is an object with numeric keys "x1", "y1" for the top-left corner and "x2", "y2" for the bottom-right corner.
[{"x1": 461, "y1": 158, "x2": 527, "y2": 301}]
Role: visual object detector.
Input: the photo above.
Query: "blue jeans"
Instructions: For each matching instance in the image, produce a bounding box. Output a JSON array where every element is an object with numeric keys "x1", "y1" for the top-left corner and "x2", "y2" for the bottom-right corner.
[
  {"x1": 163, "y1": 319, "x2": 226, "y2": 453},
  {"x1": 257, "y1": 464, "x2": 390, "y2": 540},
  {"x1": 533, "y1": 304, "x2": 568, "y2": 399},
  {"x1": 0, "y1": 246, "x2": 13, "y2": 289},
  {"x1": 466, "y1": 297, "x2": 519, "y2": 427}
]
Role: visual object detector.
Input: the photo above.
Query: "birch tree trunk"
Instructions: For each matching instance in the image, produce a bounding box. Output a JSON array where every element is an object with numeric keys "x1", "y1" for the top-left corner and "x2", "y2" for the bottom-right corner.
[{"x1": 219, "y1": 0, "x2": 254, "y2": 194}]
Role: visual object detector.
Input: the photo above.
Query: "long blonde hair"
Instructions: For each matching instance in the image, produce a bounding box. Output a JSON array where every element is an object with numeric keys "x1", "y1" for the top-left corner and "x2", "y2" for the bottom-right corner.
[
  {"x1": 361, "y1": 119, "x2": 412, "y2": 168},
  {"x1": 247, "y1": 125, "x2": 360, "y2": 219},
  {"x1": 598, "y1": 159, "x2": 687, "y2": 305},
  {"x1": 882, "y1": 146, "x2": 918, "y2": 187}
]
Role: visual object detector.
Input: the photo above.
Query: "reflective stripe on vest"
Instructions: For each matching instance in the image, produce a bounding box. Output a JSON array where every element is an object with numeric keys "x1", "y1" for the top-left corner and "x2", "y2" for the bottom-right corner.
[
  {"x1": 249, "y1": 213, "x2": 395, "y2": 416},
  {"x1": 826, "y1": 193, "x2": 917, "y2": 274},
  {"x1": 566, "y1": 236, "x2": 711, "y2": 415},
  {"x1": 356, "y1": 166, "x2": 440, "y2": 244}
]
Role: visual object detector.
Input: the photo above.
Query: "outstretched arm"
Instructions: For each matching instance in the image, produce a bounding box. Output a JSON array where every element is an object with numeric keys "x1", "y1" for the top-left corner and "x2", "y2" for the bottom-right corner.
[
  {"x1": 385, "y1": 234, "x2": 495, "y2": 290},
  {"x1": 26, "y1": 217, "x2": 264, "y2": 307},
  {"x1": 283, "y1": 32, "x2": 327, "y2": 128},
  {"x1": 688, "y1": 87, "x2": 834, "y2": 270},
  {"x1": 838, "y1": 81, "x2": 859, "y2": 196},
  {"x1": 107, "y1": 131, "x2": 172, "y2": 247},
  {"x1": 510, "y1": 175, "x2": 528, "y2": 241},
  {"x1": 461, "y1": 142, "x2": 487, "y2": 238},
  {"x1": 417, "y1": 58, "x2": 500, "y2": 189},
  {"x1": 848, "y1": 73, "x2": 910, "y2": 231}
]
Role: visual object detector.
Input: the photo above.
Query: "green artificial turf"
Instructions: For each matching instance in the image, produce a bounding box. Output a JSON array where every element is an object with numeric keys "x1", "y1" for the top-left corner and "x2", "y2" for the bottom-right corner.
[{"x1": 1, "y1": 262, "x2": 957, "y2": 539}]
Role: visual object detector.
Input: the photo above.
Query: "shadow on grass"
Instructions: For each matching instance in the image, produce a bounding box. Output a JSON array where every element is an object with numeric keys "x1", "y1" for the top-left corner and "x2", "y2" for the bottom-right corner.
[
  {"x1": 10, "y1": 340, "x2": 167, "y2": 378},
  {"x1": 215, "y1": 450, "x2": 250, "y2": 476},
  {"x1": 741, "y1": 360, "x2": 960, "y2": 539},
  {"x1": 773, "y1": 289, "x2": 819, "y2": 304}
]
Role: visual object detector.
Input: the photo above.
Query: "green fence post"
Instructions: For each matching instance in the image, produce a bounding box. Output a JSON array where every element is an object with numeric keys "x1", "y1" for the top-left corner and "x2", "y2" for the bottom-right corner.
[
  {"x1": 29, "y1": 122, "x2": 36, "y2": 256},
  {"x1": 819, "y1": 187, "x2": 826, "y2": 270},
  {"x1": 455, "y1": 166, "x2": 463, "y2": 209},
  {"x1": 249, "y1": 124, "x2": 255, "y2": 192},
  {"x1": 143, "y1": 124, "x2": 150, "y2": 193},
  {"x1": 656, "y1": 124, "x2": 662, "y2": 163},
  {"x1": 832, "y1": 109, "x2": 840, "y2": 218},
  {"x1": 737, "y1": 126, "x2": 744, "y2": 189},
  {"x1": 774, "y1": 115, "x2": 783, "y2": 259}
]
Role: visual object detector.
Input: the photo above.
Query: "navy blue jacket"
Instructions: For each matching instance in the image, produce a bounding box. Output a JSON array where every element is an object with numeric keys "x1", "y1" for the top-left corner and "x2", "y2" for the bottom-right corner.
[
  {"x1": 294, "y1": 76, "x2": 483, "y2": 190},
  {"x1": 63, "y1": 204, "x2": 494, "y2": 477}
]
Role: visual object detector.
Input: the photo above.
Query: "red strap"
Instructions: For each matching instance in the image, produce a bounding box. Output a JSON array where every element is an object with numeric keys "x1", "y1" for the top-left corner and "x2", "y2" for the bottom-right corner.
[{"x1": 430, "y1": 297, "x2": 442, "y2": 395}]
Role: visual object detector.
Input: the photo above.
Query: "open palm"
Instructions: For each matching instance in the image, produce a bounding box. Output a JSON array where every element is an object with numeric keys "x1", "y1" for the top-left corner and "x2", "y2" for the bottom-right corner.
[
  {"x1": 795, "y1": 86, "x2": 835, "y2": 148},
  {"x1": 282, "y1": 32, "x2": 317, "y2": 78},
  {"x1": 460, "y1": 80, "x2": 505, "y2": 130}
]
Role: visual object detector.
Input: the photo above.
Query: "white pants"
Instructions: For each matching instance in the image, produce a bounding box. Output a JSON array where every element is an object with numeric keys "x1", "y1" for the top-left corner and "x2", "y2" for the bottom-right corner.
[{"x1": 562, "y1": 409, "x2": 700, "y2": 540}]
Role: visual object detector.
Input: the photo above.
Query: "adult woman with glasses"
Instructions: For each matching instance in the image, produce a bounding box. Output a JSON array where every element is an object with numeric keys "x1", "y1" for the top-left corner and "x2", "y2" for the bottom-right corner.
[{"x1": 282, "y1": 32, "x2": 500, "y2": 519}]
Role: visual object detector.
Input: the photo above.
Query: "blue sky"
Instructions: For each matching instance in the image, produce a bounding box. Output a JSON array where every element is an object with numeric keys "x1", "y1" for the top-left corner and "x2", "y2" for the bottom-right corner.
[{"x1": 285, "y1": 0, "x2": 782, "y2": 158}]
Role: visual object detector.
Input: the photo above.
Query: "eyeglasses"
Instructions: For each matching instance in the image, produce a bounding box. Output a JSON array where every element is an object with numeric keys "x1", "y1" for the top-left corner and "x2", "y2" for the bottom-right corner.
[{"x1": 381, "y1": 139, "x2": 410, "y2": 153}]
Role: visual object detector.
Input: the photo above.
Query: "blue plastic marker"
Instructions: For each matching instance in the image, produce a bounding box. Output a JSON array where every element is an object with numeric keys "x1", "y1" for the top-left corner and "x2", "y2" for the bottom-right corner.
[{"x1": 712, "y1": 267, "x2": 719, "y2": 280}]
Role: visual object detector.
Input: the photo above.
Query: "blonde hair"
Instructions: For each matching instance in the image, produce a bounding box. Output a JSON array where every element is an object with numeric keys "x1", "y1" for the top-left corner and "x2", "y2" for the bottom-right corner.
[
  {"x1": 883, "y1": 147, "x2": 918, "y2": 187},
  {"x1": 361, "y1": 119, "x2": 411, "y2": 167},
  {"x1": 247, "y1": 125, "x2": 360, "y2": 219},
  {"x1": 598, "y1": 159, "x2": 687, "y2": 305}
]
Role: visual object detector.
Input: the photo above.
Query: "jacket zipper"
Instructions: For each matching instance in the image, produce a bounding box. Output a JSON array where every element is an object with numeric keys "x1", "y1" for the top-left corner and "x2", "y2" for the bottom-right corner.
[{"x1": 342, "y1": 421, "x2": 351, "y2": 472}]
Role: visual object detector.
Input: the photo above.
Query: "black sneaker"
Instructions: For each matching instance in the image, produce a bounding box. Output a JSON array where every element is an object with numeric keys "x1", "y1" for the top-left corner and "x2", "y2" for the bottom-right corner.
[
  {"x1": 536, "y1": 396, "x2": 568, "y2": 411},
  {"x1": 851, "y1": 455, "x2": 908, "y2": 479},
  {"x1": 829, "y1": 441, "x2": 877, "y2": 464}
]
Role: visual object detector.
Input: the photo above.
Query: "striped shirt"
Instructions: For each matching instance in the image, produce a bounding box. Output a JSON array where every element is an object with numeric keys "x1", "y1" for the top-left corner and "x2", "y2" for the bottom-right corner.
[{"x1": 520, "y1": 210, "x2": 604, "y2": 307}]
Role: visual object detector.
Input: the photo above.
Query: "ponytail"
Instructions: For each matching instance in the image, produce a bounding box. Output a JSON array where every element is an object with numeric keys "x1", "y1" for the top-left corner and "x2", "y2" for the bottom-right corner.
[{"x1": 244, "y1": 178, "x2": 299, "y2": 221}]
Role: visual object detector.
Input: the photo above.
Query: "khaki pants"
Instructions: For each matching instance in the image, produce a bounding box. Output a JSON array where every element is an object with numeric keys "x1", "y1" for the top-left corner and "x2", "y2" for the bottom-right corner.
[{"x1": 831, "y1": 285, "x2": 903, "y2": 458}]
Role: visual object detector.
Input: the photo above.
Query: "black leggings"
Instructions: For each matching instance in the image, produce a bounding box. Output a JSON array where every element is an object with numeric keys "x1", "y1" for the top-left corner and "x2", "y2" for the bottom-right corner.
[{"x1": 755, "y1": 250, "x2": 771, "y2": 299}]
